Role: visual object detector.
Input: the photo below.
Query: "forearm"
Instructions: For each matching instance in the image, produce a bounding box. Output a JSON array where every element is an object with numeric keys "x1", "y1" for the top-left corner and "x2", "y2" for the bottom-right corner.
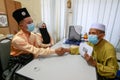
[
  {"x1": 13, "y1": 41, "x2": 55, "y2": 58},
  {"x1": 96, "y1": 59, "x2": 118, "y2": 78}
]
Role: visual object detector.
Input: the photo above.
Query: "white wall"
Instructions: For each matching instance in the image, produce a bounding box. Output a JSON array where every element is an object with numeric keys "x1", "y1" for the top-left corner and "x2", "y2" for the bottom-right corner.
[
  {"x1": 71, "y1": 0, "x2": 120, "y2": 32},
  {"x1": 68, "y1": 0, "x2": 120, "y2": 45}
]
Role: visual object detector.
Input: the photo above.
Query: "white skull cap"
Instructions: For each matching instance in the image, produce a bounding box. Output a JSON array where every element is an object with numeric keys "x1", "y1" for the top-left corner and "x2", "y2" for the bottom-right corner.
[{"x1": 90, "y1": 23, "x2": 105, "y2": 31}]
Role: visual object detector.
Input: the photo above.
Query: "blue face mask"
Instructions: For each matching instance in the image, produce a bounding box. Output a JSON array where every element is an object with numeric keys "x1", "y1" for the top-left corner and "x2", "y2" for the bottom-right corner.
[
  {"x1": 27, "y1": 23, "x2": 35, "y2": 32},
  {"x1": 88, "y1": 35, "x2": 99, "y2": 45}
]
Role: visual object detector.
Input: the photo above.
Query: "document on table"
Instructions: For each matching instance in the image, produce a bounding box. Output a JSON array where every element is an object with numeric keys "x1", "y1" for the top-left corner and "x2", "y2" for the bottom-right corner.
[{"x1": 79, "y1": 42, "x2": 93, "y2": 57}]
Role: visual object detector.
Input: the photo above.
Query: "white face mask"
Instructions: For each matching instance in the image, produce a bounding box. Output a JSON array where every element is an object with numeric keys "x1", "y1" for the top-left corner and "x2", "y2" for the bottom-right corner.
[{"x1": 27, "y1": 23, "x2": 35, "y2": 32}]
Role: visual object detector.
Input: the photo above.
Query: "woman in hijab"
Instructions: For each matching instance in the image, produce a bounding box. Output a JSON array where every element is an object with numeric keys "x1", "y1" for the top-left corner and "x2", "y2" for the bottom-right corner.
[{"x1": 37, "y1": 22, "x2": 54, "y2": 47}]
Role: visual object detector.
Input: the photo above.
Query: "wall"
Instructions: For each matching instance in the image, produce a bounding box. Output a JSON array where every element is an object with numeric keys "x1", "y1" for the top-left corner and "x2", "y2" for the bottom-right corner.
[
  {"x1": 0, "y1": 0, "x2": 41, "y2": 35},
  {"x1": 71, "y1": 0, "x2": 120, "y2": 34},
  {"x1": 0, "y1": 0, "x2": 21, "y2": 35},
  {"x1": 0, "y1": 0, "x2": 10, "y2": 35},
  {"x1": 14, "y1": 0, "x2": 42, "y2": 25},
  {"x1": 70, "y1": 0, "x2": 120, "y2": 47},
  {"x1": 5, "y1": 0, "x2": 21, "y2": 34},
  {"x1": 0, "y1": 0, "x2": 6, "y2": 15}
]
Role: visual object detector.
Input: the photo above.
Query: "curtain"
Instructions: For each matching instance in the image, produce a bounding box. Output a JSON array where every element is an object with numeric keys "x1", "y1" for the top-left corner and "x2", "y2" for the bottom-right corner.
[
  {"x1": 72, "y1": 0, "x2": 120, "y2": 48},
  {"x1": 41, "y1": 0, "x2": 66, "y2": 43}
]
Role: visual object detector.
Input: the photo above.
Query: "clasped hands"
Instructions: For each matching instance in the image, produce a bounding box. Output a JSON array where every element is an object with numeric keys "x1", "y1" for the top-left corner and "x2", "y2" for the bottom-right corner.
[{"x1": 55, "y1": 47, "x2": 70, "y2": 56}]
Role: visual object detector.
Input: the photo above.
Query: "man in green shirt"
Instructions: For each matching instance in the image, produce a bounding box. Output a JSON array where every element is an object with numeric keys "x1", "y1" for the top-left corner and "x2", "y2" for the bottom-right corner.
[
  {"x1": 84, "y1": 23, "x2": 119, "y2": 80},
  {"x1": 65, "y1": 23, "x2": 119, "y2": 80}
]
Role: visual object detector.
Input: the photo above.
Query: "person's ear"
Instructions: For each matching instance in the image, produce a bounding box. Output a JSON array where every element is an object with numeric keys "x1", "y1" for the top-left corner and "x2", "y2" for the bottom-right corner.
[
  {"x1": 97, "y1": 32, "x2": 104, "y2": 40},
  {"x1": 100, "y1": 33, "x2": 105, "y2": 39},
  {"x1": 19, "y1": 22, "x2": 25, "y2": 30}
]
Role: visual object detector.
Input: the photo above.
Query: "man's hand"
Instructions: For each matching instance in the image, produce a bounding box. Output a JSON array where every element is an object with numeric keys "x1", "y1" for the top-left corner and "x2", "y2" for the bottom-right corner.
[
  {"x1": 84, "y1": 53, "x2": 97, "y2": 67},
  {"x1": 55, "y1": 47, "x2": 66, "y2": 56},
  {"x1": 63, "y1": 48, "x2": 70, "y2": 53}
]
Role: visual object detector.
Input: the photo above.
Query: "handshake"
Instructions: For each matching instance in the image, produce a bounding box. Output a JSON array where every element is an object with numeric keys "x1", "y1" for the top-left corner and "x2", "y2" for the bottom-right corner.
[{"x1": 55, "y1": 47, "x2": 70, "y2": 56}]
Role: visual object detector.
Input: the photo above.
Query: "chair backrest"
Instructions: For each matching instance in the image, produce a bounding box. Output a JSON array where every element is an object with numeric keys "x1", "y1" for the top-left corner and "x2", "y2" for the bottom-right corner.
[
  {"x1": 0, "y1": 38, "x2": 11, "y2": 71},
  {"x1": 68, "y1": 25, "x2": 82, "y2": 41}
]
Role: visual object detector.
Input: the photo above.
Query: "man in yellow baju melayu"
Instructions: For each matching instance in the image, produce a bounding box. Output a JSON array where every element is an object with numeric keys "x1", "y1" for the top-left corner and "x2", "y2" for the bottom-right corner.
[{"x1": 65, "y1": 23, "x2": 119, "y2": 80}]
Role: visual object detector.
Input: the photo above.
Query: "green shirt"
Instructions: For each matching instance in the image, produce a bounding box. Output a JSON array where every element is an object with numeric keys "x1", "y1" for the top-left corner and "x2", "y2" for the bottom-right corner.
[
  {"x1": 70, "y1": 39, "x2": 119, "y2": 78},
  {"x1": 88, "y1": 39, "x2": 119, "y2": 78}
]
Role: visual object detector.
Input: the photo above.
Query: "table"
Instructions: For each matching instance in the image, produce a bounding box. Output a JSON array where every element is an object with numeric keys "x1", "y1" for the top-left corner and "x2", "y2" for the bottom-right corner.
[{"x1": 16, "y1": 40, "x2": 97, "y2": 80}]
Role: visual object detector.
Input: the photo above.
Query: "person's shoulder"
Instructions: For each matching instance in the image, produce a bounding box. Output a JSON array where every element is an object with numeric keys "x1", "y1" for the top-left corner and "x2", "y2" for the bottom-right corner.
[
  {"x1": 12, "y1": 30, "x2": 25, "y2": 43},
  {"x1": 12, "y1": 36, "x2": 25, "y2": 45},
  {"x1": 12, "y1": 31, "x2": 21, "y2": 39},
  {"x1": 30, "y1": 32, "x2": 42, "y2": 40},
  {"x1": 103, "y1": 39, "x2": 115, "y2": 49},
  {"x1": 103, "y1": 39, "x2": 116, "y2": 57}
]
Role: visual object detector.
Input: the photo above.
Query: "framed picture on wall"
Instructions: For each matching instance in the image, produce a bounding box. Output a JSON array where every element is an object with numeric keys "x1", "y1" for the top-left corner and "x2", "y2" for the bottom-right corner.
[{"x1": 0, "y1": 13, "x2": 8, "y2": 27}]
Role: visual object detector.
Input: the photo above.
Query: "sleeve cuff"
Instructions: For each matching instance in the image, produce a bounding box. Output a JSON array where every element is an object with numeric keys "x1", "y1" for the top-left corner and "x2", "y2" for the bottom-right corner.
[
  {"x1": 70, "y1": 45, "x2": 79, "y2": 55},
  {"x1": 50, "y1": 49, "x2": 55, "y2": 53}
]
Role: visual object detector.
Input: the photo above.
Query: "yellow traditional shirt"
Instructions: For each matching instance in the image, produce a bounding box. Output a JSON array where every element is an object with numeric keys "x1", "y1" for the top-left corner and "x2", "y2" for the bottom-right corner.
[
  {"x1": 11, "y1": 30, "x2": 55, "y2": 58},
  {"x1": 89, "y1": 39, "x2": 119, "y2": 78},
  {"x1": 70, "y1": 39, "x2": 119, "y2": 78}
]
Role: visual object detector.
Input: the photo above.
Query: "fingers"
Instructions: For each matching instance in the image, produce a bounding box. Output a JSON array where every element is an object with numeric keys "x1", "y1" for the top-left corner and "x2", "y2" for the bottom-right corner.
[
  {"x1": 84, "y1": 53, "x2": 96, "y2": 67},
  {"x1": 63, "y1": 48, "x2": 70, "y2": 53},
  {"x1": 84, "y1": 53, "x2": 90, "y2": 61},
  {"x1": 55, "y1": 47, "x2": 64, "y2": 56}
]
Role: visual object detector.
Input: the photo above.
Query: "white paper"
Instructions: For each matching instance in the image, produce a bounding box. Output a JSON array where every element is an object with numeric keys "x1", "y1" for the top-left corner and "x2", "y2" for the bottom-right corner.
[{"x1": 79, "y1": 42, "x2": 93, "y2": 57}]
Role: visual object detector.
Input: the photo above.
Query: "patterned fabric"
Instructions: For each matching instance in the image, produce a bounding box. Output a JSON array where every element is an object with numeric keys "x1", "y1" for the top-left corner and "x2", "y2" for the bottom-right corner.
[{"x1": 11, "y1": 30, "x2": 55, "y2": 58}]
